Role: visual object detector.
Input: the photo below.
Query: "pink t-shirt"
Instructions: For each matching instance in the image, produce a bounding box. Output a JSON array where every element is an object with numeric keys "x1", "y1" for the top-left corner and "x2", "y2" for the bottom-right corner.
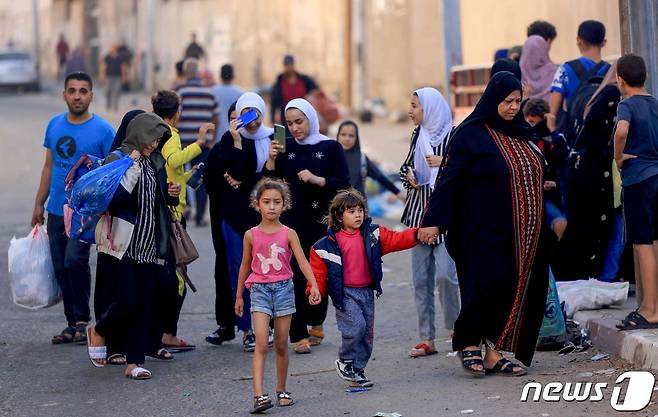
[
  {"x1": 246, "y1": 225, "x2": 294, "y2": 289},
  {"x1": 336, "y1": 229, "x2": 373, "y2": 288}
]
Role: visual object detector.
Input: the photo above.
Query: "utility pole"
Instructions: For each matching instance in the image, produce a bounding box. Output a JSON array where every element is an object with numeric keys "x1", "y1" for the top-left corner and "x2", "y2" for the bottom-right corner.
[
  {"x1": 350, "y1": 0, "x2": 366, "y2": 111},
  {"x1": 143, "y1": 0, "x2": 155, "y2": 93},
  {"x1": 619, "y1": 0, "x2": 658, "y2": 96},
  {"x1": 441, "y1": 0, "x2": 463, "y2": 102},
  {"x1": 31, "y1": 0, "x2": 41, "y2": 85}
]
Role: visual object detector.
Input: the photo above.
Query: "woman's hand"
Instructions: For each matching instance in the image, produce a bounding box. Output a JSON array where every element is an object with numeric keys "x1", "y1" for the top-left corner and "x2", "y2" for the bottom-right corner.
[
  {"x1": 167, "y1": 182, "x2": 181, "y2": 198},
  {"x1": 405, "y1": 168, "x2": 419, "y2": 189},
  {"x1": 224, "y1": 172, "x2": 242, "y2": 189},
  {"x1": 269, "y1": 140, "x2": 282, "y2": 160},
  {"x1": 543, "y1": 181, "x2": 556, "y2": 191},
  {"x1": 418, "y1": 227, "x2": 440, "y2": 244},
  {"x1": 425, "y1": 155, "x2": 443, "y2": 168},
  {"x1": 235, "y1": 297, "x2": 244, "y2": 317},
  {"x1": 228, "y1": 119, "x2": 242, "y2": 146},
  {"x1": 298, "y1": 169, "x2": 325, "y2": 186},
  {"x1": 308, "y1": 285, "x2": 321, "y2": 305},
  {"x1": 129, "y1": 150, "x2": 141, "y2": 161}
]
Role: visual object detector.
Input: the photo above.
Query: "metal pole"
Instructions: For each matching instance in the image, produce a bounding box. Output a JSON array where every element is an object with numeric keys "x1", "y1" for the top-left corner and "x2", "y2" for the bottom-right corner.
[
  {"x1": 143, "y1": 0, "x2": 155, "y2": 93},
  {"x1": 441, "y1": 0, "x2": 463, "y2": 102},
  {"x1": 351, "y1": 0, "x2": 366, "y2": 111},
  {"x1": 618, "y1": 0, "x2": 658, "y2": 97},
  {"x1": 32, "y1": 0, "x2": 41, "y2": 85}
]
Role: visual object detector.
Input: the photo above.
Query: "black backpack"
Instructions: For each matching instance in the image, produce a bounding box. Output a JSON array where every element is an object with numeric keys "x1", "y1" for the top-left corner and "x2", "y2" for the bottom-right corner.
[{"x1": 564, "y1": 59, "x2": 610, "y2": 148}]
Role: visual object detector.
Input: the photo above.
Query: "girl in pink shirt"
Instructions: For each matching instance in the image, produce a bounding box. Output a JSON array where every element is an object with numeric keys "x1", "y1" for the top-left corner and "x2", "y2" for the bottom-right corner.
[{"x1": 235, "y1": 178, "x2": 321, "y2": 414}]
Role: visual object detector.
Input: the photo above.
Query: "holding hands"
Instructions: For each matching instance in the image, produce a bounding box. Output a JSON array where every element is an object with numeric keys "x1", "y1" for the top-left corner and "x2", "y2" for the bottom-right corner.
[{"x1": 417, "y1": 226, "x2": 440, "y2": 245}]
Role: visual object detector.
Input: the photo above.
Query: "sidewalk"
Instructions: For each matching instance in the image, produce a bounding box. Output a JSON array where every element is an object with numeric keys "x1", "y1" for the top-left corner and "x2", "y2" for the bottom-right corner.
[{"x1": 574, "y1": 297, "x2": 658, "y2": 370}]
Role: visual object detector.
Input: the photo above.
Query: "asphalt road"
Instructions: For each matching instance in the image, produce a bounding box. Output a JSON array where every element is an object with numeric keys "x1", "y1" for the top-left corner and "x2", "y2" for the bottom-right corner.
[{"x1": 0, "y1": 91, "x2": 651, "y2": 417}]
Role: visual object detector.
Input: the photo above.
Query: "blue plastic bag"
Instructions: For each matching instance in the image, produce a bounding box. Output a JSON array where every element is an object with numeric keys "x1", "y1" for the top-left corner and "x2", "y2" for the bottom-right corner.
[{"x1": 70, "y1": 155, "x2": 133, "y2": 216}]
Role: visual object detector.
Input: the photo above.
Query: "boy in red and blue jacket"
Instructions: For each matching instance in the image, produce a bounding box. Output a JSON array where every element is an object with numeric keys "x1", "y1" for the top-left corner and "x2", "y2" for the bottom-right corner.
[{"x1": 307, "y1": 189, "x2": 417, "y2": 387}]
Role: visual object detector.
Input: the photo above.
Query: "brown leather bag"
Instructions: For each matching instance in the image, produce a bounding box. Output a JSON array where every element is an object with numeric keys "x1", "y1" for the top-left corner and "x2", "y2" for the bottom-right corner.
[{"x1": 169, "y1": 210, "x2": 199, "y2": 266}]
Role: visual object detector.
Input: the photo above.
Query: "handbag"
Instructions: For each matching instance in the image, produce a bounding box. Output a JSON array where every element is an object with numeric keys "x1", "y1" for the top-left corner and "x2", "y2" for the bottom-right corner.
[{"x1": 168, "y1": 208, "x2": 199, "y2": 266}]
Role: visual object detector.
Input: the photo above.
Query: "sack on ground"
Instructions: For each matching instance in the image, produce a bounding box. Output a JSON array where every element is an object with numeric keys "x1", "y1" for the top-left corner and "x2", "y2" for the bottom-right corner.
[
  {"x1": 537, "y1": 271, "x2": 568, "y2": 350},
  {"x1": 7, "y1": 225, "x2": 61, "y2": 309},
  {"x1": 556, "y1": 279, "x2": 629, "y2": 318}
]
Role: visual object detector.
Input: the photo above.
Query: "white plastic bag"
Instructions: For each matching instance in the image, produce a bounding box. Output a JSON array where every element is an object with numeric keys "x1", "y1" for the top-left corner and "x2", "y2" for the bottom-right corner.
[
  {"x1": 7, "y1": 225, "x2": 61, "y2": 309},
  {"x1": 555, "y1": 279, "x2": 629, "y2": 318}
]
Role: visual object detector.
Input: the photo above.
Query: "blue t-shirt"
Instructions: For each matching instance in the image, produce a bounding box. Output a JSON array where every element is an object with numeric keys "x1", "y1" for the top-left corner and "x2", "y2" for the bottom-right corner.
[
  {"x1": 43, "y1": 113, "x2": 115, "y2": 215},
  {"x1": 550, "y1": 57, "x2": 609, "y2": 104},
  {"x1": 617, "y1": 95, "x2": 658, "y2": 186}
]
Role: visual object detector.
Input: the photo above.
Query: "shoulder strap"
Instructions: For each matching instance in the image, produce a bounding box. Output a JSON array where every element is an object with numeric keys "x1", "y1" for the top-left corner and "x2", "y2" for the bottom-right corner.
[
  {"x1": 587, "y1": 61, "x2": 609, "y2": 80},
  {"x1": 566, "y1": 59, "x2": 587, "y2": 82}
]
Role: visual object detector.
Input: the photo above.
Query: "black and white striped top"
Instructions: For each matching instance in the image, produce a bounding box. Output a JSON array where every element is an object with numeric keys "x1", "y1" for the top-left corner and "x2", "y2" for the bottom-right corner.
[
  {"x1": 126, "y1": 157, "x2": 157, "y2": 264},
  {"x1": 175, "y1": 79, "x2": 219, "y2": 144},
  {"x1": 399, "y1": 127, "x2": 450, "y2": 229}
]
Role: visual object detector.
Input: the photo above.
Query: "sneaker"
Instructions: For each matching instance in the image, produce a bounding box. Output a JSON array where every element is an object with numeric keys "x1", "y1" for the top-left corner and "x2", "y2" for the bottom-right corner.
[
  {"x1": 335, "y1": 359, "x2": 359, "y2": 382},
  {"x1": 243, "y1": 332, "x2": 256, "y2": 352},
  {"x1": 268, "y1": 329, "x2": 274, "y2": 348},
  {"x1": 205, "y1": 326, "x2": 235, "y2": 346},
  {"x1": 353, "y1": 368, "x2": 374, "y2": 387}
]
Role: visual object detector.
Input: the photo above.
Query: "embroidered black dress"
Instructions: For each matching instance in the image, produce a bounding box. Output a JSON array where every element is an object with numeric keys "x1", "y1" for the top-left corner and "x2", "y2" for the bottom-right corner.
[{"x1": 421, "y1": 72, "x2": 549, "y2": 366}]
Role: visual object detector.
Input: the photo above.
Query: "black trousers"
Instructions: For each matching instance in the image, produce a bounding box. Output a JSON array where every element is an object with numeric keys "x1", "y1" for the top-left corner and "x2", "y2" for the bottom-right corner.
[
  {"x1": 94, "y1": 253, "x2": 125, "y2": 356},
  {"x1": 159, "y1": 262, "x2": 187, "y2": 336},
  {"x1": 95, "y1": 257, "x2": 158, "y2": 365},
  {"x1": 209, "y1": 203, "x2": 234, "y2": 329}
]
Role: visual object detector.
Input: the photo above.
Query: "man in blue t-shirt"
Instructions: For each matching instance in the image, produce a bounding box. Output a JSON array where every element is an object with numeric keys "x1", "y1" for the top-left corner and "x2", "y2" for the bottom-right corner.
[
  {"x1": 549, "y1": 20, "x2": 609, "y2": 117},
  {"x1": 614, "y1": 54, "x2": 658, "y2": 330},
  {"x1": 31, "y1": 72, "x2": 115, "y2": 344}
]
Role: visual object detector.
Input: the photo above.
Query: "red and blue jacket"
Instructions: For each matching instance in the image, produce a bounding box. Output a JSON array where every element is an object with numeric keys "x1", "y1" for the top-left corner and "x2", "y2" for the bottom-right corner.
[{"x1": 307, "y1": 217, "x2": 417, "y2": 310}]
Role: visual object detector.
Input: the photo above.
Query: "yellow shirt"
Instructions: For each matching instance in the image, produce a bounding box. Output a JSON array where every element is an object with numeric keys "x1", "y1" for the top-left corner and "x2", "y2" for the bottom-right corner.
[{"x1": 161, "y1": 126, "x2": 202, "y2": 220}]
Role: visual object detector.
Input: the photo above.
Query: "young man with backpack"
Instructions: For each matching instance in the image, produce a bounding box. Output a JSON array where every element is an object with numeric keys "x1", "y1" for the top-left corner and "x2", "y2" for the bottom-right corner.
[
  {"x1": 31, "y1": 72, "x2": 115, "y2": 345},
  {"x1": 549, "y1": 19, "x2": 609, "y2": 145}
]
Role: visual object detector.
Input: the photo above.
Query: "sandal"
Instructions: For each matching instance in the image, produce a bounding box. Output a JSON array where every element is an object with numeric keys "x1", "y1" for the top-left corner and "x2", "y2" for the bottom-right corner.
[
  {"x1": 485, "y1": 358, "x2": 527, "y2": 376},
  {"x1": 293, "y1": 339, "x2": 311, "y2": 354},
  {"x1": 72, "y1": 323, "x2": 88, "y2": 344},
  {"x1": 276, "y1": 391, "x2": 294, "y2": 407},
  {"x1": 617, "y1": 309, "x2": 658, "y2": 330},
  {"x1": 147, "y1": 348, "x2": 174, "y2": 361},
  {"x1": 163, "y1": 338, "x2": 196, "y2": 352},
  {"x1": 308, "y1": 327, "x2": 324, "y2": 346},
  {"x1": 107, "y1": 354, "x2": 127, "y2": 365},
  {"x1": 52, "y1": 326, "x2": 76, "y2": 344},
  {"x1": 409, "y1": 342, "x2": 438, "y2": 358},
  {"x1": 250, "y1": 394, "x2": 273, "y2": 414},
  {"x1": 125, "y1": 366, "x2": 152, "y2": 380},
  {"x1": 86, "y1": 326, "x2": 106, "y2": 368},
  {"x1": 459, "y1": 349, "x2": 485, "y2": 378}
]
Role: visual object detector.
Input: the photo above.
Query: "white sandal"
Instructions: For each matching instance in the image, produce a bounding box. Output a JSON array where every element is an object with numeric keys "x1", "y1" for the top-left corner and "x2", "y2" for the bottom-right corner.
[
  {"x1": 126, "y1": 366, "x2": 152, "y2": 380},
  {"x1": 86, "y1": 326, "x2": 106, "y2": 368}
]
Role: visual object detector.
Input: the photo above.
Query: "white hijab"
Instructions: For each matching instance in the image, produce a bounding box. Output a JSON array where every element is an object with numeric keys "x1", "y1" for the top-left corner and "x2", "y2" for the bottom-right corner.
[
  {"x1": 284, "y1": 98, "x2": 330, "y2": 146},
  {"x1": 413, "y1": 87, "x2": 453, "y2": 188},
  {"x1": 236, "y1": 92, "x2": 273, "y2": 173}
]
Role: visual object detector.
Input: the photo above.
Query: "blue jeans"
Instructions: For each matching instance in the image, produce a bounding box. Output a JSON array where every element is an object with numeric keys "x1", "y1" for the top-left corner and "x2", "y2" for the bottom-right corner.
[
  {"x1": 47, "y1": 214, "x2": 91, "y2": 327},
  {"x1": 545, "y1": 199, "x2": 567, "y2": 228},
  {"x1": 336, "y1": 287, "x2": 375, "y2": 370},
  {"x1": 222, "y1": 221, "x2": 252, "y2": 331},
  {"x1": 599, "y1": 207, "x2": 625, "y2": 282},
  {"x1": 190, "y1": 149, "x2": 209, "y2": 223}
]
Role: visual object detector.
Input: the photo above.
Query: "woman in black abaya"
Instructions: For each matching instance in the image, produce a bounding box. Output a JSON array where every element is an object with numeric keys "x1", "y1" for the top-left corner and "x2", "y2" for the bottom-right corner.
[{"x1": 419, "y1": 72, "x2": 549, "y2": 377}]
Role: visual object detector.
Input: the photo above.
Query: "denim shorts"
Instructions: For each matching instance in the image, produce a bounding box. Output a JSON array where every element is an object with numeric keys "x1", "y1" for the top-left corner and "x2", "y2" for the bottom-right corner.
[{"x1": 250, "y1": 279, "x2": 296, "y2": 318}]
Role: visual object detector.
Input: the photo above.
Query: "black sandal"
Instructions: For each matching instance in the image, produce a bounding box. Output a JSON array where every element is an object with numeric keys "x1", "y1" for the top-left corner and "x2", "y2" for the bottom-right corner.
[
  {"x1": 459, "y1": 349, "x2": 485, "y2": 378},
  {"x1": 250, "y1": 394, "x2": 273, "y2": 414},
  {"x1": 276, "y1": 391, "x2": 294, "y2": 407},
  {"x1": 52, "y1": 326, "x2": 76, "y2": 344},
  {"x1": 72, "y1": 323, "x2": 88, "y2": 344},
  {"x1": 485, "y1": 357, "x2": 527, "y2": 376},
  {"x1": 147, "y1": 348, "x2": 174, "y2": 361},
  {"x1": 107, "y1": 354, "x2": 127, "y2": 365},
  {"x1": 617, "y1": 309, "x2": 658, "y2": 330}
]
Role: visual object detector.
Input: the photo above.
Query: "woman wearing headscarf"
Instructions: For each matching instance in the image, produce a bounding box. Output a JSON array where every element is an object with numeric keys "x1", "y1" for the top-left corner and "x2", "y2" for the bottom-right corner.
[
  {"x1": 491, "y1": 58, "x2": 522, "y2": 81},
  {"x1": 94, "y1": 109, "x2": 145, "y2": 366},
  {"x1": 398, "y1": 88, "x2": 461, "y2": 358},
  {"x1": 265, "y1": 98, "x2": 349, "y2": 354},
  {"x1": 337, "y1": 120, "x2": 404, "y2": 202},
  {"x1": 204, "y1": 93, "x2": 273, "y2": 351},
  {"x1": 87, "y1": 113, "x2": 180, "y2": 379},
  {"x1": 418, "y1": 72, "x2": 549, "y2": 376},
  {"x1": 204, "y1": 101, "x2": 236, "y2": 346},
  {"x1": 520, "y1": 35, "x2": 558, "y2": 101}
]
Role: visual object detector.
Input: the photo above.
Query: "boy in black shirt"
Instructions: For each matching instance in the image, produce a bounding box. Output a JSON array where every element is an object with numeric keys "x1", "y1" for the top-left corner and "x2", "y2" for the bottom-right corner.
[{"x1": 614, "y1": 54, "x2": 658, "y2": 329}]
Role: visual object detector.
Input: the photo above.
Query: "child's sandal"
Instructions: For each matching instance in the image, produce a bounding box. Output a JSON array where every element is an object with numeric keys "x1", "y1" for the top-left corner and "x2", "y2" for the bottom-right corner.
[
  {"x1": 276, "y1": 391, "x2": 294, "y2": 407},
  {"x1": 250, "y1": 394, "x2": 273, "y2": 414}
]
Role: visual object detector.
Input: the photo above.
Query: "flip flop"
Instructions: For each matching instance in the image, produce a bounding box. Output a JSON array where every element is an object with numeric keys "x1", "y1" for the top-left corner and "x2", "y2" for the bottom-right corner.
[
  {"x1": 484, "y1": 358, "x2": 527, "y2": 377},
  {"x1": 126, "y1": 366, "x2": 151, "y2": 380},
  {"x1": 409, "y1": 342, "x2": 438, "y2": 358},
  {"x1": 163, "y1": 339, "x2": 196, "y2": 352},
  {"x1": 617, "y1": 309, "x2": 658, "y2": 330},
  {"x1": 52, "y1": 326, "x2": 76, "y2": 344},
  {"x1": 147, "y1": 348, "x2": 174, "y2": 361},
  {"x1": 107, "y1": 354, "x2": 127, "y2": 365},
  {"x1": 86, "y1": 326, "x2": 106, "y2": 368}
]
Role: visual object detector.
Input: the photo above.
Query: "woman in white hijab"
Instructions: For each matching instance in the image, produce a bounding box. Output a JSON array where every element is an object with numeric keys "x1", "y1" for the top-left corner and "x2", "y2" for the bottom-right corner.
[
  {"x1": 265, "y1": 98, "x2": 350, "y2": 354},
  {"x1": 205, "y1": 92, "x2": 274, "y2": 352},
  {"x1": 398, "y1": 87, "x2": 461, "y2": 358}
]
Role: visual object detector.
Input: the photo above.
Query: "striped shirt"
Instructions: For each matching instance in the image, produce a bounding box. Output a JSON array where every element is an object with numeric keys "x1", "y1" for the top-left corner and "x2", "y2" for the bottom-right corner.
[
  {"x1": 399, "y1": 127, "x2": 450, "y2": 233},
  {"x1": 126, "y1": 157, "x2": 157, "y2": 264},
  {"x1": 175, "y1": 79, "x2": 219, "y2": 144}
]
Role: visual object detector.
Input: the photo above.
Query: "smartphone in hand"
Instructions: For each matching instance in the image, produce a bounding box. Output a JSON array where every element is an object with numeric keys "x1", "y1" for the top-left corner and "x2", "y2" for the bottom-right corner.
[
  {"x1": 274, "y1": 124, "x2": 286, "y2": 153},
  {"x1": 187, "y1": 163, "x2": 205, "y2": 190},
  {"x1": 237, "y1": 109, "x2": 259, "y2": 128}
]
